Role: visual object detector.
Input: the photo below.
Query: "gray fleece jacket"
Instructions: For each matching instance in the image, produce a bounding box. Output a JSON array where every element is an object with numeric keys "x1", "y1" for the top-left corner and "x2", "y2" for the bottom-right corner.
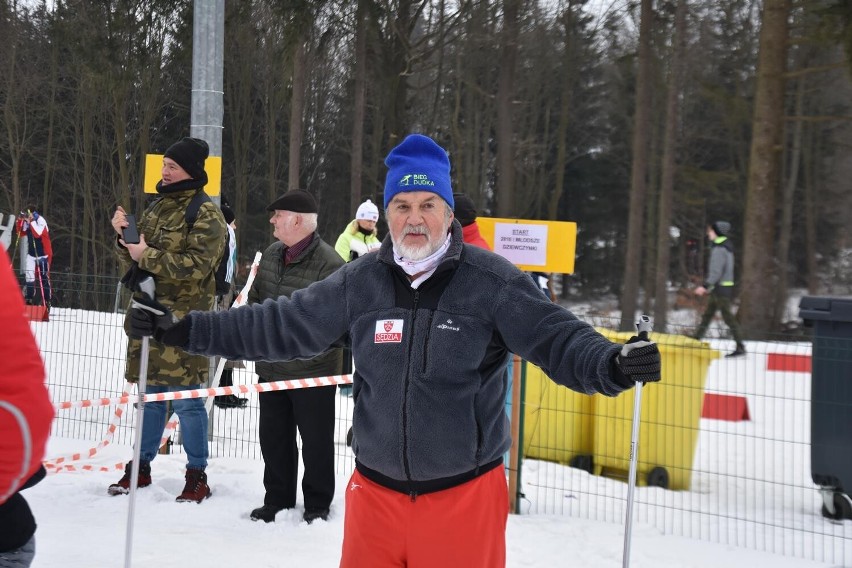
[{"x1": 184, "y1": 221, "x2": 632, "y2": 495}]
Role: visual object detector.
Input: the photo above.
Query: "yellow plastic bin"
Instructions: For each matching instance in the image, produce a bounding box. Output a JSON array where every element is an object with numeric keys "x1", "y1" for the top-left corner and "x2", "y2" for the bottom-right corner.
[
  {"x1": 522, "y1": 363, "x2": 596, "y2": 469},
  {"x1": 592, "y1": 330, "x2": 719, "y2": 490}
]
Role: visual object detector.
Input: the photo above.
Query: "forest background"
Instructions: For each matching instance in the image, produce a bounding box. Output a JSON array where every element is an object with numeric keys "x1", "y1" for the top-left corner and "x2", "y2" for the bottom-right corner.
[{"x1": 2, "y1": 0, "x2": 852, "y2": 336}]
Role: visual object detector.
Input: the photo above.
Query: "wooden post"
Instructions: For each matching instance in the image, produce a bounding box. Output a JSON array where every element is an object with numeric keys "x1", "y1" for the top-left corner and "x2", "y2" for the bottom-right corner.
[{"x1": 508, "y1": 354, "x2": 523, "y2": 513}]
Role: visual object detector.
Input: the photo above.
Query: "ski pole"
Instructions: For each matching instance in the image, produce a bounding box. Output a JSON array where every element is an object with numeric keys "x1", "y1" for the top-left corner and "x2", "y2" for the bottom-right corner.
[
  {"x1": 622, "y1": 314, "x2": 652, "y2": 568},
  {"x1": 124, "y1": 275, "x2": 156, "y2": 568},
  {"x1": 35, "y1": 259, "x2": 48, "y2": 309}
]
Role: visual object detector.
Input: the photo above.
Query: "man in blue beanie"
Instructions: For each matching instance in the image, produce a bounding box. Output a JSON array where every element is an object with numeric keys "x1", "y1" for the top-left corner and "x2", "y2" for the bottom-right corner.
[
  {"x1": 382, "y1": 134, "x2": 455, "y2": 265},
  {"x1": 127, "y1": 133, "x2": 662, "y2": 567}
]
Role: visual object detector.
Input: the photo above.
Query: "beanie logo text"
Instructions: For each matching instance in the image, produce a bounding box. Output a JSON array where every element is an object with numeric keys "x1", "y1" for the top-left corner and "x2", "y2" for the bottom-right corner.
[
  {"x1": 398, "y1": 174, "x2": 436, "y2": 188},
  {"x1": 375, "y1": 319, "x2": 404, "y2": 343}
]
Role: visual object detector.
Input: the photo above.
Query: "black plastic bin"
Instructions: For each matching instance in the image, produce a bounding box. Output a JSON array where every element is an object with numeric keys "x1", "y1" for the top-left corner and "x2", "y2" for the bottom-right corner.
[{"x1": 799, "y1": 296, "x2": 852, "y2": 520}]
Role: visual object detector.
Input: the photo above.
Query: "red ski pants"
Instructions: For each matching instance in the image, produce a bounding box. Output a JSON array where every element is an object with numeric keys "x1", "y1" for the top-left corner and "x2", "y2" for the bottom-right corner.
[{"x1": 340, "y1": 466, "x2": 509, "y2": 567}]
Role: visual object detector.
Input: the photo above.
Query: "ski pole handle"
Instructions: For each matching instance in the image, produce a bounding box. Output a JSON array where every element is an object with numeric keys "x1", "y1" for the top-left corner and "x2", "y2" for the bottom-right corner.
[
  {"x1": 137, "y1": 275, "x2": 156, "y2": 301},
  {"x1": 636, "y1": 315, "x2": 651, "y2": 341}
]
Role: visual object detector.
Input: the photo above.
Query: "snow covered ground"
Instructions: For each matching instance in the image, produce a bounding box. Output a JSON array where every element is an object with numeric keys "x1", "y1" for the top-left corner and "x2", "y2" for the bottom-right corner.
[
  {"x1": 19, "y1": 301, "x2": 851, "y2": 567},
  {"x1": 26, "y1": 438, "x2": 837, "y2": 568}
]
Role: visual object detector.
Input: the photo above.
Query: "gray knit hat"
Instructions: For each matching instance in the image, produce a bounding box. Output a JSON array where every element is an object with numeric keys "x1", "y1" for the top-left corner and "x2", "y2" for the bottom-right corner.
[{"x1": 712, "y1": 221, "x2": 731, "y2": 236}]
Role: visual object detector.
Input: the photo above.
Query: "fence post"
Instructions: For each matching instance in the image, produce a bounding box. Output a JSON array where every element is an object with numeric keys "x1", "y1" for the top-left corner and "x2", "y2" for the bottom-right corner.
[{"x1": 508, "y1": 354, "x2": 524, "y2": 513}]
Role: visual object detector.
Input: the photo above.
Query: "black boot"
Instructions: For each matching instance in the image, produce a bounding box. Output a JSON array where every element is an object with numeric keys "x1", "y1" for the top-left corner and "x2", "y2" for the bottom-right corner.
[
  {"x1": 726, "y1": 343, "x2": 746, "y2": 358},
  {"x1": 215, "y1": 395, "x2": 248, "y2": 408},
  {"x1": 215, "y1": 369, "x2": 247, "y2": 408},
  {"x1": 303, "y1": 507, "x2": 330, "y2": 524},
  {"x1": 250, "y1": 504, "x2": 286, "y2": 523}
]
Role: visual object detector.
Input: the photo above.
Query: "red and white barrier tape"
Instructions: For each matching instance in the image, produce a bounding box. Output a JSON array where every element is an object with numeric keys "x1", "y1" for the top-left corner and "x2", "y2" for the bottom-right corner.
[
  {"x1": 43, "y1": 386, "x2": 133, "y2": 472},
  {"x1": 53, "y1": 374, "x2": 352, "y2": 412},
  {"x1": 45, "y1": 252, "x2": 356, "y2": 474},
  {"x1": 45, "y1": 375, "x2": 352, "y2": 474}
]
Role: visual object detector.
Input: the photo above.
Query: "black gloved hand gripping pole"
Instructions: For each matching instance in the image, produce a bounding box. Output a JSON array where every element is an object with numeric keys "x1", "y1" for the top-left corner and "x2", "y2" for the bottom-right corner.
[
  {"x1": 622, "y1": 314, "x2": 652, "y2": 568},
  {"x1": 124, "y1": 275, "x2": 155, "y2": 568}
]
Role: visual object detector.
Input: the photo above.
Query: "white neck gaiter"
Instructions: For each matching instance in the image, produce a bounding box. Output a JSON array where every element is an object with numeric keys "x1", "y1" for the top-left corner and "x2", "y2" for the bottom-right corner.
[{"x1": 393, "y1": 233, "x2": 452, "y2": 287}]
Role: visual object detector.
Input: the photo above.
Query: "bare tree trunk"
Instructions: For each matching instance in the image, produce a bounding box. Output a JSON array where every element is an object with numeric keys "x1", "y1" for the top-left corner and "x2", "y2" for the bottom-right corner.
[
  {"x1": 42, "y1": 40, "x2": 59, "y2": 208},
  {"x1": 2, "y1": 12, "x2": 23, "y2": 215},
  {"x1": 775, "y1": 72, "x2": 804, "y2": 322},
  {"x1": 81, "y1": 82, "x2": 95, "y2": 278},
  {"x1": 496, "y1": 0, "x2": 520, "y2": 217},
  {"x1": 383, "y1": 0, "x2": 419, "y2": 147},
  {"x1": 112, "y1": 88, "x2": 131, "y2": 208},
  {"x1": 619, "y1": 0, "x2": 653, "y2": 331},
  {"x1": 427, "y1": 0, "x2": 447, "y2": 132},
  {"x1": 738, "y1": 0, "x2": 790, "y2": 337},
  {"x1": 350, "y1": 0, "x2": 368, "y2": 215},
  {"x1": 653, "y1": 0, "x2": 686, "y2": 329},
  {"x1": 803, "y1": 119, "x2": 818, "y2": 293},
  {"x1": 642, "y1": 132, "x2": 659, "y2": 315},
  {"x1": 224, "y1": 0, "x2": 255, "y2": 256},
  {"x1": 289, "y1": 34, "x2": 308, "y2": 191},
  {"x1": 548, "y1": 3, "x2": 575, "y2": 221}
]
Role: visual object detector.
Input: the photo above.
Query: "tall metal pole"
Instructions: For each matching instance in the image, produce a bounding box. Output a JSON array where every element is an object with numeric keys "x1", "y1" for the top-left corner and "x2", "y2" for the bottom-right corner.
[
  {"x1": 190, "y1": 0, "x2": 225, "y2": 208},
  {"x1": 190, "y1": 0, "x2": 225, "y2": 439}
]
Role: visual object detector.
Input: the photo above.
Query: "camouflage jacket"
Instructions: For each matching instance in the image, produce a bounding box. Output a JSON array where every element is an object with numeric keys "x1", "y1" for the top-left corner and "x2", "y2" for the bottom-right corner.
[{"x1": 118, "y1": 185, "x2": 226, "y2": 386}]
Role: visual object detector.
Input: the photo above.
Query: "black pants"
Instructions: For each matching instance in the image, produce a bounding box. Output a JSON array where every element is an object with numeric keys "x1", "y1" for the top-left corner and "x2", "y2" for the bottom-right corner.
[
  {"x1": 694, "y1": 291, "x2": 744, "y2": 344},
  {"x1": 258, "y1": 378, "x2": 336, "y2": 511}
]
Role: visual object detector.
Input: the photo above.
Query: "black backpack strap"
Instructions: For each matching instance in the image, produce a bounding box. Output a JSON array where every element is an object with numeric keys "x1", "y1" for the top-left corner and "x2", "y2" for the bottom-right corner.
[{"x1": 185, "y1": 191, "x2": 212, "y2": 230}]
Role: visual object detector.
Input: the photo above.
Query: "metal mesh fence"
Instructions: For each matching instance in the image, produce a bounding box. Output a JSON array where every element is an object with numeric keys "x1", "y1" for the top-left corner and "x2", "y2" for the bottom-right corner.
[{"x1": 24, "y1": 276, "x2": 852, "y2": 565}]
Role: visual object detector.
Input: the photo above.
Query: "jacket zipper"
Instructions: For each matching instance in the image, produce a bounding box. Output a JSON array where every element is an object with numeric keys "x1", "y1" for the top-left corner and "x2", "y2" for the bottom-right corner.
[
  {"x1": 402, "y1": 289, "x2": 418, "y2": 500},
  {"x1": 420, "y1": 311, "x2": 435, "y2": 374}
]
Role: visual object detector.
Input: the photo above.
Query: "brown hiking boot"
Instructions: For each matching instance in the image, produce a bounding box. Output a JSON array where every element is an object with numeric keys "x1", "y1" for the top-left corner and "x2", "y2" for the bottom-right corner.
[
  {"x1": 175, "y1": 468, "x2": 211, "y2": 503},
  {"x1": 108, "y1": 461, "x2": 151, "y2": 496}
]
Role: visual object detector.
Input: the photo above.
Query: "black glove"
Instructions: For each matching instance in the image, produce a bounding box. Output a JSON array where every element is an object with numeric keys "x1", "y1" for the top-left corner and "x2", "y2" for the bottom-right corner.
[
  {"x1": 120, "y1": 264, "x2": 155, "y2": 294},
  {"x1": 616, "y1": 335, "x2": 661, "y2": 383},
  {"x1": 129, "y1": 297, "x2": 193, "y2": 347},
  {"x1": 129, "y1": 296, "x2": 175, "y2": 339}
]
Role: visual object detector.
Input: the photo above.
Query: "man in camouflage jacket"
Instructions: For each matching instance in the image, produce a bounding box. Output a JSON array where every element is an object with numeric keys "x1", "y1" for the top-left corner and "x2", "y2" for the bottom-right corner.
[{"x1": 108, "y1": 137, "x2": 226, "y2": 503}]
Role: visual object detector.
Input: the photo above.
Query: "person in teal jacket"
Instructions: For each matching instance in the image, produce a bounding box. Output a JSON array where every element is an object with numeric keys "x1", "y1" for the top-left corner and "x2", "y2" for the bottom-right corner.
[{"x1": 334, "y1": 199, "x2": 381, "y2": 262}]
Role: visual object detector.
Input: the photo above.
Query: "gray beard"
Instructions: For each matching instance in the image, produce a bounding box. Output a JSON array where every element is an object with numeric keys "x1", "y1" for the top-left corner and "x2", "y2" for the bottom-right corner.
[{"x1": 394, "y1": 239, "x2": 437, "y2": 261}]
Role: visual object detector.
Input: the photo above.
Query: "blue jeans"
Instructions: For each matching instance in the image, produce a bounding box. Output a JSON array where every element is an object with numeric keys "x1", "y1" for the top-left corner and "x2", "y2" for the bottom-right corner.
[{"x1": 138, "y1": 385, "x2": 208, "y2": 469}]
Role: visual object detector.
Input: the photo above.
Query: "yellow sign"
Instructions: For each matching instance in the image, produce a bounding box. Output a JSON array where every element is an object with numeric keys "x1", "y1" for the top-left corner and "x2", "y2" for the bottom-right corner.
[
  {"x1": 475, "y1": 217, "x2": 576, "y2": 274},
  {"x1": 143, "y1": 154, "x2": 222, "y2": 196}
]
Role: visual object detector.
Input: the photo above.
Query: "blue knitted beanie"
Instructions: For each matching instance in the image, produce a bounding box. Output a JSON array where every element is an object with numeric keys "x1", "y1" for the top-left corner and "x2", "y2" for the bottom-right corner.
[{"x1": 383, "y1": 134, "x2": 454, "y2": 209}]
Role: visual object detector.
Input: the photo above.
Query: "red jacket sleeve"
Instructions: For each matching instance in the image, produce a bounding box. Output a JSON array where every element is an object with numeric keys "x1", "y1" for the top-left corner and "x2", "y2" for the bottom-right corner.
[{"x1": 0, "y1": 247, "x2": 54, "y2": 504}]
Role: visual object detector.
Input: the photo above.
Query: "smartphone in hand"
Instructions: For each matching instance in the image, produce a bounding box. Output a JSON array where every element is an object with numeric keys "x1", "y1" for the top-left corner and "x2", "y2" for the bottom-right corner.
[{"x1": 122, "y1": 214, "x2": 140, "y2": 245}]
